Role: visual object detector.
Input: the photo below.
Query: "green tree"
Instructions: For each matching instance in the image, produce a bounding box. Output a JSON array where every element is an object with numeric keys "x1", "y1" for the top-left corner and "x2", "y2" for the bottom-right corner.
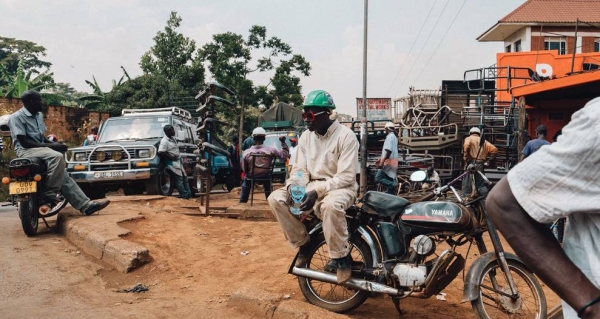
[
  {"x1": 0, "y1": 36, "x2": 53, "y2": 88},
  {"x1": 2, "y1": 58, "x2": 54, "y2": 98},
  {"x1": 199, "y1": 25, "x2": 311, "y2": 143},
  {"x1": 83, "y1": 66, "x2": 131, "y2": 111},
  {"x1": 105, "y1": 74, "x2": 171, "y2": 116},
  {"x1": 139, "y1": 11, "x2": 204, "y2": 105}
]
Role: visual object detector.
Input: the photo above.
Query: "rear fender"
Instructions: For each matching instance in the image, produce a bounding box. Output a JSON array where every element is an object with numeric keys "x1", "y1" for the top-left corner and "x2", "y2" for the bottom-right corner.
[
  {"x1": 462, "y1": 252, "x2": 528, "y2": 301},
  {"x1": 288, "y1": 224, "x2": 381, "y2": 274}
]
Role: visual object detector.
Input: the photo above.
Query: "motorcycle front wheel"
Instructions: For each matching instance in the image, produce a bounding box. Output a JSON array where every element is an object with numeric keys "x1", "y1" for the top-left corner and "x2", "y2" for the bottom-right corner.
[
  {"x1": 297, "y1": 232, "x2": 373, "y2": 314},
  {"x1": 19, "y1": 194, "x2": 39, "y2": 236},
  {"x1": 472, "y1": 259, "x2": 547, "y2": 319}
]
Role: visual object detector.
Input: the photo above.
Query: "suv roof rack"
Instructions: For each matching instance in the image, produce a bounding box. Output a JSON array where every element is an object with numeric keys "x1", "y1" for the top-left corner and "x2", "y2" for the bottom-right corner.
[{"x1": 121, "y1": 107, "x2": 194, "y2": 123}]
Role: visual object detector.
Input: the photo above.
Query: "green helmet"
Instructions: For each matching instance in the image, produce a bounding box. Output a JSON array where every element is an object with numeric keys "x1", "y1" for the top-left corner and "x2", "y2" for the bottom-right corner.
[{"x1": 302, "y1": 90, "x2": 336, "y2": 109}]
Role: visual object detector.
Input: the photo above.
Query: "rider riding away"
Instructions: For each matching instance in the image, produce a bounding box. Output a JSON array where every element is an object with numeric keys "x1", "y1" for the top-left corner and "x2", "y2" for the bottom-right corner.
[
  {"x1": 7, "y1": 90, "x2": 110, "y2": 215},
  {"x1": 462, "y1": 127, "x2": 498, "y2": 198},
  {"x1": 268, "y1": 90, "x2": 359, "y2": 284}
]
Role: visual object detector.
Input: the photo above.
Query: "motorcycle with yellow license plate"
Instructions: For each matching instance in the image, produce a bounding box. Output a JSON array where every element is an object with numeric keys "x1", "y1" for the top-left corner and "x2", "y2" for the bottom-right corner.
[{"x1": 2, "y1": 157, "x2": 67, "y2": 236}]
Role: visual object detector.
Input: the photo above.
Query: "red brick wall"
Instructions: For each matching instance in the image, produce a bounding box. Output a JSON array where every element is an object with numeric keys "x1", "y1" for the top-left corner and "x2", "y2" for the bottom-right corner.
[
  {"x1": 531, "y1": 36, "x2": 544, "y2": 51},
  {"x1": 582, "y1": 36, "x2": 596, "y2": 53},
  {"x1": 0, "y1": 97, "x2": 110, "y2": 145}
]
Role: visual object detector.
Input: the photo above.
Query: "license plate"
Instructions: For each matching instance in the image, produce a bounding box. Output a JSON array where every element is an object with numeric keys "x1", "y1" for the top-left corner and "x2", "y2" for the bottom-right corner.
[
  {"x1": 9, "y1": 181, "x2": 37, "y2": 195},
  {"x1": 93, "y1": 171, "x2": 125, "y2": 179}
]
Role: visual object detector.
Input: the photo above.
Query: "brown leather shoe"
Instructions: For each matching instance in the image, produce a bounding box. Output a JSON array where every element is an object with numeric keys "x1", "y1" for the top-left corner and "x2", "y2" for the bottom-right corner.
[
  {"x1": 335, "y1": 253, "x2": 352, "y2": 284},
  {"x1": 295, "y1": 242, "x2": 311, "y2": 267}
]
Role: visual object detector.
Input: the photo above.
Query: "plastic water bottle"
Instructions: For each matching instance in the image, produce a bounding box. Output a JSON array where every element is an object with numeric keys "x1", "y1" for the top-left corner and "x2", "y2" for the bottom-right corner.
[{"x1": 289, "y1": 171, "x2": 306, "y2": 215}]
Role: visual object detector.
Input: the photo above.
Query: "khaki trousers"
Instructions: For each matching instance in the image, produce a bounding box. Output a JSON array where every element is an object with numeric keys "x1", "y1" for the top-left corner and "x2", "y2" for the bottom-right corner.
[{"x1": 268, "y1": 182, "x2": 357, "y2": 259}]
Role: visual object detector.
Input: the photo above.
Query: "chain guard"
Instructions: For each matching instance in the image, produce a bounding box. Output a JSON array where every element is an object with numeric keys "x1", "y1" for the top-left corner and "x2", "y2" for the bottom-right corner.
[{"x1": 423, "y1": 250, "x2": 465, "y2": 297}]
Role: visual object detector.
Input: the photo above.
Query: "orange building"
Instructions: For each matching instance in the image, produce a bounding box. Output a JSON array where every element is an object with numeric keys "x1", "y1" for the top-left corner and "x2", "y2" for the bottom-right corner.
[{"x1": 478, "y1": 0, "x2": 600, "y2": 139}]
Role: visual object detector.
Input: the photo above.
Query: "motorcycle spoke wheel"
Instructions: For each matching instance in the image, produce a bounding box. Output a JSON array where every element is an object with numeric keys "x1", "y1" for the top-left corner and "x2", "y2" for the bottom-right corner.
[
  {"x1": 472, "y1": 260, "x2": 546, "y2": 319},
  {"x1": 298, "y1": 232, "x2": 372, "y2": 313}
]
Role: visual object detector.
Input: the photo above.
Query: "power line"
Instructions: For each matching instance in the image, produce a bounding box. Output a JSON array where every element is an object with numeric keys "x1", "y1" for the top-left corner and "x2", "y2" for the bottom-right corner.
[
  {"x1": 385, "y1": 0, "x2": 438, "y2": 97},
  {"x1": 394, "y1": 0, "x2": 450, "y2": 97},
  {"x1": 412, "y1": 0, "x2": 467, "y2": 86}
]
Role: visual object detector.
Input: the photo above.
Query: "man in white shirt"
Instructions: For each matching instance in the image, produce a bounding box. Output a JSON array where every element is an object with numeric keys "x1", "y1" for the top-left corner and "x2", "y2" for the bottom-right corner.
[
  {"x1": 486, "y1": 97, "x2": 600, "y2": 319},
  {"x1": 158, "y1": 125, "x2": 191, "y2": 199},
  {"x1": 374, "y1": 122, "x2": 398, "y2": 194},
  {"x1": 268, "y1": 90, "x2": 359, "y2": 284}
]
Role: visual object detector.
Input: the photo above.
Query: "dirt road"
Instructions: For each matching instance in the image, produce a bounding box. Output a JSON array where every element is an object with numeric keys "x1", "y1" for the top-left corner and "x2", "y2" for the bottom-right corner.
[{"x1": 0, "y1": 196, "x2": 561, "y2": 318}]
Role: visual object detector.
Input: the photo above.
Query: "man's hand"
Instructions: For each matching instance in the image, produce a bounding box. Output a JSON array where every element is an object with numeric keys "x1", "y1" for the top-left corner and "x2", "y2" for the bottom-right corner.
[
  {"x1": 49, "y1": 143, "x2": 68, "y2": 153},
  {"x1": 374, "y1": 158, "x2": 383, "y2": 168},
  {"x1": 299, "y1": 190, "x2": 318, "y2": 211}
]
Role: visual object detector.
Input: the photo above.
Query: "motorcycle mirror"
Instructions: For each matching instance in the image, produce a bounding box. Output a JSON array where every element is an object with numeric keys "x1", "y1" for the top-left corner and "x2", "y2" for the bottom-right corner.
[{"x1": 410, "y1": 170, "x2": 427, "y2": 182}]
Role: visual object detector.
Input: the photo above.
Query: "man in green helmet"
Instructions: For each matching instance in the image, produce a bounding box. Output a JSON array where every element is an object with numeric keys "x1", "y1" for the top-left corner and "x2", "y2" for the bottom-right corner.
[{"x1": 268, "y1": 90, "x2": 359, "y2": 284}]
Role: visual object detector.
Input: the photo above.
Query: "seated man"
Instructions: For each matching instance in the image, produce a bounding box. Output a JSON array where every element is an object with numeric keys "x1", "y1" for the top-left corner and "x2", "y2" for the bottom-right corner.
[
  {"x1": 8, "y1": 90, "x2": 109, "y2": 215},
  {"x1": 268, "y1": 90, "x2": 359, "y2": 284},
  {"x1": 239, "y1": 127, "x2": 289, "y2": 203}
]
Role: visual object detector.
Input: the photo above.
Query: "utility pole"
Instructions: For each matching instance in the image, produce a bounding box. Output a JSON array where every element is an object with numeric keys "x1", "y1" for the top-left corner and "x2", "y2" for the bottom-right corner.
[{"x1": 359, "y1": 0, "x2": 369, "y2": 197}]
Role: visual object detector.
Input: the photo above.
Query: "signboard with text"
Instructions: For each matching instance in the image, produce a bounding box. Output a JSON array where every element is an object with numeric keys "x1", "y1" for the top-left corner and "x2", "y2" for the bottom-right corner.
[{"x1": 356, "y1": 98, "x2": 392, "y2": 121}]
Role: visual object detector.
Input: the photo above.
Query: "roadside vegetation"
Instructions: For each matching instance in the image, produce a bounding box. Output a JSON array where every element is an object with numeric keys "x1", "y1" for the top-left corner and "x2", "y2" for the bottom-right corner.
[{"x1": 1, "y1": 11, "x2": 311, "y2": 144}]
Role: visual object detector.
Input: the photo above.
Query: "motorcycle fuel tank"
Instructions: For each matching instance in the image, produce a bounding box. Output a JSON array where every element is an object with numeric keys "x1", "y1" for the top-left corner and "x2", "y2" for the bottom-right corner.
[{"x1": 400, "y1": 201, "x2": 472, "y2": 231}]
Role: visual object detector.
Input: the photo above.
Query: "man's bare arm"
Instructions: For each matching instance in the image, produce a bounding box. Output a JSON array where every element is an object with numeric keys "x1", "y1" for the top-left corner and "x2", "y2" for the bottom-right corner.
[{"x1": 486, "y1": 178, "x2": 600, "y2": 318}]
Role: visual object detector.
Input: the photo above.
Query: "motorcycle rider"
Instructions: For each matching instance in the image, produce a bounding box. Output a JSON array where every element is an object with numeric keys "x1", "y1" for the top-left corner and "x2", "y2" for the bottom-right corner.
[
  {"x1": 7, "y1": 90, "x2": 110, "y2": 215},
  {"x1": 268, "y1": 90, "x2": 359, "y2": 284},
  {"x1": 462, "y1": 127, "x2": 497, "y2": 198}
]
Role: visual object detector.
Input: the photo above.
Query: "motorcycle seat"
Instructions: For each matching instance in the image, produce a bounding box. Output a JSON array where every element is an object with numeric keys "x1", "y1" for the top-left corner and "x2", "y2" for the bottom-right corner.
[
  {"x1": 363, "y1": 191, "x2": 411, "y2": 218},
  {"x1": 10, "y1": 157, "x2": 46, "y2": 173}
]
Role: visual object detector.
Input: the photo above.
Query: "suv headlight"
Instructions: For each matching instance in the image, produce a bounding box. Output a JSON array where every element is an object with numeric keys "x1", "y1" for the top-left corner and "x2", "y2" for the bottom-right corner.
[
  {"x1": 137, "y1": 149, "x2": 152, "y2": 158},
  {"x1": 75, "y1": 152, "x2": 87, "y2": 161}
]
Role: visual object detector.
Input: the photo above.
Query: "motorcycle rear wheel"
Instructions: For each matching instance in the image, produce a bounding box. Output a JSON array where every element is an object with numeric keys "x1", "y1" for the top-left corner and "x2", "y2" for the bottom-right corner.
[
  {"x1": 297, "y1": 232, "x2": 373, "y2": 313},
  {"x1": 19, "y1": 194, "x2": 38, "y2": 236},
  {"x1": 472, "y1": 259, "x2": 547, "y2": 319}
]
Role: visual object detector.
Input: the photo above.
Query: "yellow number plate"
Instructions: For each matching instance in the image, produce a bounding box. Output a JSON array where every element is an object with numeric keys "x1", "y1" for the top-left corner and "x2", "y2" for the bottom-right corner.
[{"x1": 9, "y1": 181, "x2": 37, "y2": 195}]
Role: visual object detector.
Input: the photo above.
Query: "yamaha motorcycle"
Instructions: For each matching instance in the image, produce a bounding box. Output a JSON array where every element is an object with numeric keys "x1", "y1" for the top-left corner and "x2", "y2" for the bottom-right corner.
[
  {"x1": 290, "y1": 165, "x2": 546, "y2": 318},
  {"x1": 2, "y1": 157, "x2": 67, "y2": 236}
]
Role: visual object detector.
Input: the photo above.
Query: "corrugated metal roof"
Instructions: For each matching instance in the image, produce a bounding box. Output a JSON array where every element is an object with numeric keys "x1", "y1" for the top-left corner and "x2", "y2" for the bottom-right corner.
[{"x1": 500, "y1": 0, "x2": 600, "y2": 23}]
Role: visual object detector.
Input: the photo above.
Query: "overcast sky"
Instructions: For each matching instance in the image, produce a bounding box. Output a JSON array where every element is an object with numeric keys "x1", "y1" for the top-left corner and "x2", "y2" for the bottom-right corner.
[{"x1": 1, "y1": 0, "x2": 525, "y2": 116}]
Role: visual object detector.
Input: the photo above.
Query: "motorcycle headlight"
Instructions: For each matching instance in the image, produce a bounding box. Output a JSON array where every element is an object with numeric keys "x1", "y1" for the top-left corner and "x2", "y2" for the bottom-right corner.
[
  {"x1": 138, "y1": 149, "x2": 151, "y2": 158},
  {"x1": 96, "y1": 151, "x2": 106, "y2": 162},
  {"x1": 75, "y1": 152, "x2": 87, "y2": 161}
]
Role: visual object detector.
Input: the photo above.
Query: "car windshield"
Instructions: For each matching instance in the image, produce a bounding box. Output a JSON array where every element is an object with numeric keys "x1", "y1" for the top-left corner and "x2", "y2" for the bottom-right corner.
[
  {"x1": 98, "y1": 117, "x2": 167, "y2": 143},
  {"x1": 264, "y1": 134, "x2": 293, "y2": 149}
]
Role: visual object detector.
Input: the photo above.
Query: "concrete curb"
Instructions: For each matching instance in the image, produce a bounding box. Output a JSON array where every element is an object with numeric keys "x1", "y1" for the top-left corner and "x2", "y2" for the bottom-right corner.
[
  {"x1": 228, "y1": 287, "x2": 350, "y2": 319},
  {"x1": 57, "y1": 204, "x2": 150, "y2": 273}
]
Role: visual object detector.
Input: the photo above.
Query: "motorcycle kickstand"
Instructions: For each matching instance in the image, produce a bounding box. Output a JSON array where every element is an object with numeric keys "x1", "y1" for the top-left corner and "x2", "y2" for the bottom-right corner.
[
  {"x1": 42, "y1": 217, "x2": 51, "y2": 229},
  {"x1": 391, "y1": 297, "x2": 403, "y2": 317}
]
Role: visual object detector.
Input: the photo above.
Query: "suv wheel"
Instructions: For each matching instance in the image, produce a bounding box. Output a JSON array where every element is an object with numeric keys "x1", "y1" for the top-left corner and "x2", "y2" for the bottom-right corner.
[{"x1": 146, "y1": 164, "x2": 174, "y2": 196}]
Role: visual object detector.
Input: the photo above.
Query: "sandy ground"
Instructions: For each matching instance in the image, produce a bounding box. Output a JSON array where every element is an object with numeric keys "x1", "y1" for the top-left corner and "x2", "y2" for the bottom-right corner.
[{"x1": 0, "y1": 195, "x2": 562, "y2": 318}]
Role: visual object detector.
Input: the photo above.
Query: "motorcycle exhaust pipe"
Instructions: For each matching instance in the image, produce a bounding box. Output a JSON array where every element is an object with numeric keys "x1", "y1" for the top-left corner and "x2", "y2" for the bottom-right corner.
[
  {"x1": 39, "y1": 205, "x2": 51, "y2": 216},
  {"x1": 292, "y1": 267, "x2": 402, "y2": 296}
]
